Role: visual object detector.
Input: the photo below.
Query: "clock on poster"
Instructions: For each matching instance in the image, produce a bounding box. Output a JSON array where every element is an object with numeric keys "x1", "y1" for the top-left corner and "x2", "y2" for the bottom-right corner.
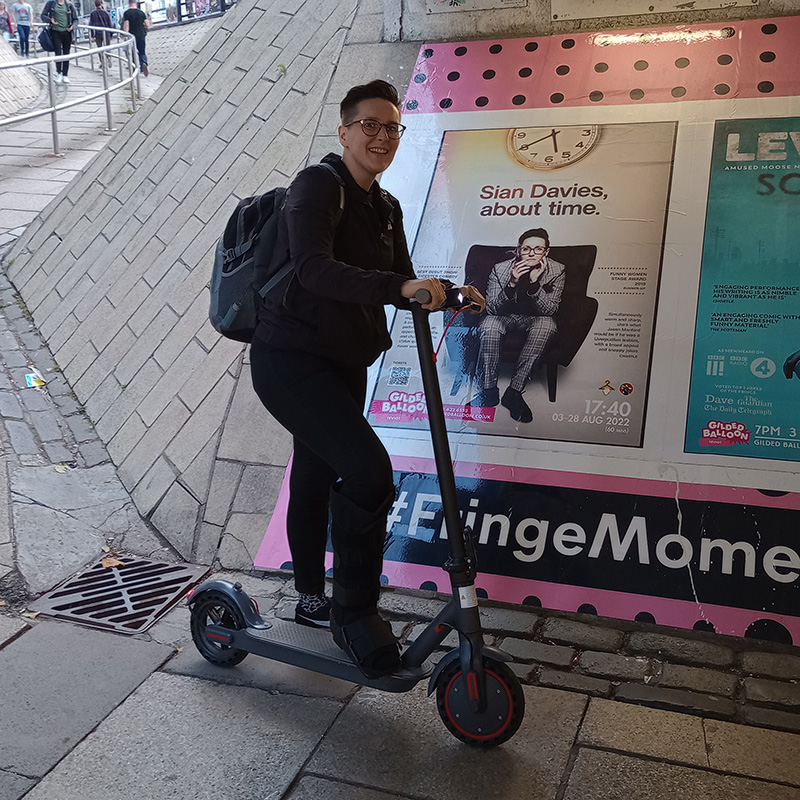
[{"x1": 507, "y1": 125, "x2": 601, "y2": 170}]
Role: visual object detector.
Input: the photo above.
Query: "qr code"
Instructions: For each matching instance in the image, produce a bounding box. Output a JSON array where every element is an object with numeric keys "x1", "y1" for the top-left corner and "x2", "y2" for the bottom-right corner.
[{"x1": 388, "y1": 367, "x2": 411, "y2": 386}]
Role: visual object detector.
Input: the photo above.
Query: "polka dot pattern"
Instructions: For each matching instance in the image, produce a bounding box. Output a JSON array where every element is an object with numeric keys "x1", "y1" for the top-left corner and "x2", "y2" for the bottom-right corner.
[{"x1": 404, "y1": 16, "x2": 796, "y2": 113}]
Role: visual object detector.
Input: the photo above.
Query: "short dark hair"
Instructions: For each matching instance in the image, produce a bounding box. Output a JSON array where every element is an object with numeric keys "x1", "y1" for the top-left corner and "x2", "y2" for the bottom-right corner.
[
  {"x1": 340, "y1": 80, "x2": 400, "y2": 124},
  {"x1": 95, "y1": 0, "x2": 103, "y2": 7},
  {"x1": 518, "y1": 228, "x2": 550, "y2": 248}
]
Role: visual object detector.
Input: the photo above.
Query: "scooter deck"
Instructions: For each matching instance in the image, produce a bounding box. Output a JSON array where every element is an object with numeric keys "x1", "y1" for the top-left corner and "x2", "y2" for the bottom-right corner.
[{"x1": 231, "y1": 619, "x2": 434, "y2": 693}]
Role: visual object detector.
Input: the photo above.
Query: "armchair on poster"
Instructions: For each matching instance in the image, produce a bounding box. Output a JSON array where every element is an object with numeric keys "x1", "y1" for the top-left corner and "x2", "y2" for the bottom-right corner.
[{"x1": 445, "y1": 242, "x2": 598, "y2": 403}]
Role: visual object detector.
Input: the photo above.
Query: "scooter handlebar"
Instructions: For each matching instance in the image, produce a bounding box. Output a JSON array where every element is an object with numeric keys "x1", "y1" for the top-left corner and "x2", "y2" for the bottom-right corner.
[{"x1": 414, "y1": 286, "x2": 481, "y2": 312}]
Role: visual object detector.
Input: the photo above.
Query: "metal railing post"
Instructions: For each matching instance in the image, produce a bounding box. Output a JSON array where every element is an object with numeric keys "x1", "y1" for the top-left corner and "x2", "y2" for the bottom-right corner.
[
  {"x1": 118, "y1": 32, "x2": 124, "y2": 82},
  {"x1": 101, "y1": 47, "x2": 116, "y2": 132},
  {"x1": 126, "y1": 41, "x2": 136, "y2": 110},
  {"x1": 46, "y1": 60, "x2": 60, "y2": 156}
]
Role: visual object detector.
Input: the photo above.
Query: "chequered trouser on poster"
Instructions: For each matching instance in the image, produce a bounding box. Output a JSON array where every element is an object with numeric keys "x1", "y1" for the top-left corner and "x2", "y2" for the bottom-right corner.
[{"x1": 478, "y1": 314, "x2": 557, "y2": 392}]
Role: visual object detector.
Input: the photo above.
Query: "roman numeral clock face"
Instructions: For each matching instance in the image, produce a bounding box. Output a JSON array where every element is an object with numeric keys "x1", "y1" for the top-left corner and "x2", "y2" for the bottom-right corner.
[{"x1": 507, "y1": 125, "x2": 601, "y2": 170}]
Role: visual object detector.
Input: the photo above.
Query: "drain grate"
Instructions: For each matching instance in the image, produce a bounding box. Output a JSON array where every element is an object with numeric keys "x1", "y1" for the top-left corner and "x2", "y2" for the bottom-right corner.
[{"x1": 28, "y1": 557, "x2": 208, "y2": 634}]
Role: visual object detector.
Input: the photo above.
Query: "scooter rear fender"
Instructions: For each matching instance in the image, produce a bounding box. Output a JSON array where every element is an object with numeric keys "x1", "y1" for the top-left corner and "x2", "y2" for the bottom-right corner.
[
  {"x1": 187, "y1": 579, "x2": 270, "y2": 630},
  {"x1": 427, "y1": 644, "x2": 512, "y2": 695}
]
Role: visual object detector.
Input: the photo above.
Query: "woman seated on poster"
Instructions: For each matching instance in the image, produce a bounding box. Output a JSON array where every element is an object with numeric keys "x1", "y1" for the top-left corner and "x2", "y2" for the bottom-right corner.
[{"x1": 472, "y1": 228, "x2": 565, "y2": 423}]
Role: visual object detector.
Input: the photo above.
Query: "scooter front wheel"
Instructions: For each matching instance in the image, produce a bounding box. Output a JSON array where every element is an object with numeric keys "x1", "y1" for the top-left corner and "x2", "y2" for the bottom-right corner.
[
  {"x1": 435, "y1": 656, "x2": 525, "y2": 746},
  {"x1": 190, "y1": 590, "x2": 248, "y2": 666}
]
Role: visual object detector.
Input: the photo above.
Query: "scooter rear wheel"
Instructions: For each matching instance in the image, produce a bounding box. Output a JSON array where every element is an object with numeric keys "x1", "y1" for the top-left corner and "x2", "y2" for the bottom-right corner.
[
  {"x1": 435, "y1": 656, "x2": 525, "y2": 746},
  {"x1": 190, "y1": 591, "x2": 248, "y2": 666}
]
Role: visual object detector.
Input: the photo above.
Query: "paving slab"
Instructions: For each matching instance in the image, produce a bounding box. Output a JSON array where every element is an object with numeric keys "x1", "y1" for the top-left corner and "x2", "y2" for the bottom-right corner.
[
  {"x1": 705, "y1": 718, "x2": 800, "y2": 786},
  {"x1": 11, "y1": 464, "x2": 163, "y2": 593},
  {"x1": 154, "y1": 595, "x2": 353, "y2": 700},
  {"x1": 0, "y1": 616, "x2": 27, "y2": 647},
  {"x1": 164, "y1": 643, "x2": 356, "y2": 701},
  {"x1": 309, "y1": 684, "x2": 587, "y2": 800},
  {"x1": 562, "y1": 748, "x2": 800, "y2": 800},
  {"x1": 24, "y1": 671, "x2": 343, "y2": 800},
  {"x1": 286, "y1": 776, "x2": 414, "y2": 800},
  {"x1": 0, "y1": 769, "x2": 36, "y2": 800},
  {"x1": 578, "y1": 697, "x2": 708, "y2": 767},
  {"x1": 0, "y1": 620, "x2": 172, "y2": 777}
]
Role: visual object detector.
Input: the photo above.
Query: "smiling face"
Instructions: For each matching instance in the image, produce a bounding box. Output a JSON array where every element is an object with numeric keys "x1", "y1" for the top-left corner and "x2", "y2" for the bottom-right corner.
[{"x1": 338, "y1": 97, "x2": 402, "y2": 189}]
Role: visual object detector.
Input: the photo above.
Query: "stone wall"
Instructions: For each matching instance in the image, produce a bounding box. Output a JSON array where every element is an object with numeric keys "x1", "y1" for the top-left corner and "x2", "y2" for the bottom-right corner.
[
  {"x1": 146, "y1": 16, "x2": 223, "y2": 77},
  {"x1": 6, "y1": 0, "x2": 419, "y2": 570},
  {"x1": 382, "y1": 0, "x2": 800, "y2": 42},
  {"x1": 0, "y1": 38, "x2": 40, "y2": 119}
]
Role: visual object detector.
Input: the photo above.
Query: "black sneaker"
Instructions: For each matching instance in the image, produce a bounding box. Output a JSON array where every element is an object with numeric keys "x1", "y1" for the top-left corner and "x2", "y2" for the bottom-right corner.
[
  {"x1": 501, "y1": 387, "x2": 533, "y2": 423},
  {"x1": 295, "y1": 593, "x2": 331, "y2": 628}
]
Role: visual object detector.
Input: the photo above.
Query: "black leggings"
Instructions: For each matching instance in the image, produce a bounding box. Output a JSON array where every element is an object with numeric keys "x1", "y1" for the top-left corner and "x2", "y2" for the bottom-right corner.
[
  {"x1": 51, "y1": 29, "x2": 72, "y2": 75},
  {"x1": 250, "y1": 339, "x2": 395, "y2": 595}
]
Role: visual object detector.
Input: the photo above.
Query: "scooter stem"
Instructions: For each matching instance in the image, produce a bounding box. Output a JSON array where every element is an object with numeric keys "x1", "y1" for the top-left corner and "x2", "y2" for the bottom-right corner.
[{"x1": 410, "y1": 302, "x2": 471, "y2": 582}]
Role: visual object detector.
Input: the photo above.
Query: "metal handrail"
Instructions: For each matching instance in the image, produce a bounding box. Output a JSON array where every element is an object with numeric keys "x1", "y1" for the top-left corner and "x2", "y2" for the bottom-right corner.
[{"x1": 0, "y1": 23, "x2": 140, "y2": 155}]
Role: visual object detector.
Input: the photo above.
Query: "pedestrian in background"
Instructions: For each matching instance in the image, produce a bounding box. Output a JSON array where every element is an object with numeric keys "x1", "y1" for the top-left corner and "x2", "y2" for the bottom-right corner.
[
  {"x1": 122, "y1": 0, "x2": 149, "y2": 77},
  {"x1": 11, "y1": 0, "x2": 32, "y2": 56},
  {"x1": 41, "y1": 0, "x2": 78, "y2": 84},
  {"x1": 88, "y1": 0, "x2": 114, "y2": 65},
  {"x1": 0, "y1": 2, "x2": 13, "y2": 44}
]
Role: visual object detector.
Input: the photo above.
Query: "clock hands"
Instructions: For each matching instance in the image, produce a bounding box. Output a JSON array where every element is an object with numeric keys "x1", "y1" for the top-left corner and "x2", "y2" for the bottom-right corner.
[{"x1": 517, "y1": 128, "x2": 561, "y2": 152}]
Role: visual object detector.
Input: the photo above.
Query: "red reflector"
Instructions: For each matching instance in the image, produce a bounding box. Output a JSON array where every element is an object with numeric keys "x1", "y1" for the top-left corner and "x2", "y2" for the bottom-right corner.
[
  {"x1": 436, "y1": 624, "x2": 445, "y2": 633},
  {"x1": 186, "y1": 589, "x2": 195, "y2": 598},
  {"x1": 467, "y1": 672, "x2": 479, "y2": 701}
]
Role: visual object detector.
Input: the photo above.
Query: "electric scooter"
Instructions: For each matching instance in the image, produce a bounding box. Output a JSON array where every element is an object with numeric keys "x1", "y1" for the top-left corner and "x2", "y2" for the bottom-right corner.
[{"x1": 187, "y1": 288, "x2": 525, "y2": 746}]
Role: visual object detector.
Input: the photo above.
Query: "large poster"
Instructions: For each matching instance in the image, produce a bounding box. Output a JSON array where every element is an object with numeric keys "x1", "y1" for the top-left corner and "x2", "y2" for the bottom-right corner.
[
  {"x1": 685, "y1": 117, "x2": 800, "y2": 463},
  {"x1": 256, "y1": 16, "x2": 800, "y2": 642},
  {"x1": 369, "y1": 122, "x2": 676, "y2": 446}
]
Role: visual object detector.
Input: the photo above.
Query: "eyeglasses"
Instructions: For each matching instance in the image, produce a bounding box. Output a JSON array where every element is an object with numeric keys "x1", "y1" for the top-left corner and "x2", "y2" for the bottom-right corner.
[
  {"x1": 345, "y1": 119, "x2": 407, "y2": 139},
  {"x1": 519, "y1": 245, "x2": 548, "y2": 255}
]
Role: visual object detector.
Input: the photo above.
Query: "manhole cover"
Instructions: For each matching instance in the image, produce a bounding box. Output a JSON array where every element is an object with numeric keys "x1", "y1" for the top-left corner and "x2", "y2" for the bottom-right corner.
[{"x1": 28, "y1": 557, "x2": 208, "y2": 634}]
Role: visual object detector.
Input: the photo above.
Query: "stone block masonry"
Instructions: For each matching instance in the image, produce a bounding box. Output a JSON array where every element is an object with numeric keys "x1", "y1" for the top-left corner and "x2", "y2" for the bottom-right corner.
[
  {"x1": 467, "y1": 596, "x2": 800, "y2": 736},
  {"x1": 4, "y1": 0, "x2": 417, "y2": 569}
]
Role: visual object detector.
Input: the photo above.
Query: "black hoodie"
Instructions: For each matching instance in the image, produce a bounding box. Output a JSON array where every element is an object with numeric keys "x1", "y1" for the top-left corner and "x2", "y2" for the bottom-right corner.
[{"x1": 255, "y1": 153, "x2": 416, "y2": 367}]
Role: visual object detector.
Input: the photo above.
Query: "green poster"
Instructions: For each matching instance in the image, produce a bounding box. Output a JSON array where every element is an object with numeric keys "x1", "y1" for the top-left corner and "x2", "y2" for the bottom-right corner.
[{"x1": 685, "y1": 117, "x2": 800, "y2": 462}]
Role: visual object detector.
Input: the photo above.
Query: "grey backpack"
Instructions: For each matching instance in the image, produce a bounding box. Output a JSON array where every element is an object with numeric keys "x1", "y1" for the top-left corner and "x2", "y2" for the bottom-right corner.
[{"x1": 208, "y1": 163, "x2": 345, "y2": 343}]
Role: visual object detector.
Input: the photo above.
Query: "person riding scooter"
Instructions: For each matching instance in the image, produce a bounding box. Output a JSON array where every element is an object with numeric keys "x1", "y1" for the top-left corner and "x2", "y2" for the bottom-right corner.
[{"x1": 249, "y1": 79, "x2": 484, "y2": 678}]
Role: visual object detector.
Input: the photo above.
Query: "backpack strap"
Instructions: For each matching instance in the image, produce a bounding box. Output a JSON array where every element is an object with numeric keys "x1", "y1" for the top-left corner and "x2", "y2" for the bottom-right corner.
[
  {"x1": 257, "y1": 163, "x2": 346, "y2": 299},
  {"x1": 316, "y1": 162, "x2": 346, "y2": 216}
]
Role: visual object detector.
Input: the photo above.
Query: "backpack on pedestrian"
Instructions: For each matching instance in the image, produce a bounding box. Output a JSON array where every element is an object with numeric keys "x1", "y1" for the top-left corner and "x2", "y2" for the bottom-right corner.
[
  {"x1": 37, "y1": 25, "x2": 53, "y2": 50},
  {"x1": 208, "y1": 163, "x2": 345, "y2": 343}
]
